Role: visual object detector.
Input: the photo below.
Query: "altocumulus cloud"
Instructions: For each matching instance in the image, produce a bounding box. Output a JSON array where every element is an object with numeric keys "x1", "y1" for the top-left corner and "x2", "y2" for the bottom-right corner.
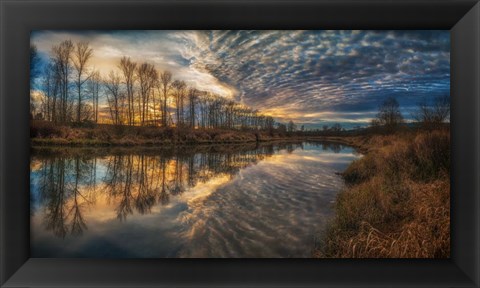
[{"x1": 31, "y1": 30, "x2": 449, "y2": 129}]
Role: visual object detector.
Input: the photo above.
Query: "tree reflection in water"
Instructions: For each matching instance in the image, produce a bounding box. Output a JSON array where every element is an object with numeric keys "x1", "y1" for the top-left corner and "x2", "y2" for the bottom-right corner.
[
  {"x1": 32, "y1": 143, "x2": 316, "y2": 238},
  {"x1": 37, "y1": 156, "x2": 95, "y2": 238}
]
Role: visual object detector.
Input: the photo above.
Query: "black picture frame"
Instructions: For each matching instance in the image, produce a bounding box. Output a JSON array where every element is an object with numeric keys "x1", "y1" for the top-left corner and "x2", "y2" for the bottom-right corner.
[{"x1": 1, "y1": 0, "x2": 479, "y2": 287}]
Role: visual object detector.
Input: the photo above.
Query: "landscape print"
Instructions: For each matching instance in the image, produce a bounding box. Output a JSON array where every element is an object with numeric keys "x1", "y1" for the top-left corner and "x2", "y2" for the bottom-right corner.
[{"x1": 29, "y1": 30, "x2": 450, "y2": 258}]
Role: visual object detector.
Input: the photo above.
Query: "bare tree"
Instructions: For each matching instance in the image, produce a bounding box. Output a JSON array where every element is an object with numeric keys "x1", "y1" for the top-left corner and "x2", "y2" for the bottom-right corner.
[
  {"x1": 376, "y1": 96, "x2": 403, "y2": 130},
  {"x1": 41, "y1": 63, "x2": 53, "y2": 121},
  {"x1": 432, "y1": 95, "x2": 450, "y2": 123},
  {"x1": 370, "y1": 119, "x2": 380, "y2": 127},
  {"x1": 119, "y1": 57, "x2": 137, "y2": 126},
  {"x1": 277, "y1": 123, "x2": 287, "y2": 135},
  {"x1": 413, "y1": 95, "x2": 450, "y2": 128},
  {"x1": 187, "y1": 88, "x2": 199, "y2": 128},
  {"x1": 51, "y1": 40, "x2": 74, "y2": 123},
  {"x1": 37, "y1": 40, "x2": 287, "y2": 134},
  {"x1": 159, "y1": 71, "x2": 172, "y2": 127},
  {"x1": 136, "y1": 62, "x2": 158, "y2": 125},
  {"x1": 287, "y1": 120, "x2": 297, "y2": 133},
  {"x1": 104, "y1": 71, "x2": 122, "y2": 125},
  {"x1": 265, "y1": 116, "x2": 275, "y2": 133},
  {"x1": 172, "y1": 80, "x2": 186, "y2": 127},
  {"x1": 331, "y1": 123, "x2": 342, "y2": 134},
  {"x1": 413, "y1": 98, "x2": 432, "y2": 124},
  {"x1": 87, "y1": 70, "x2": 101, "y2": 123},
  {"x1": 72, "y1": 42, "x2": 93, "y2": 122},
  {"x1": 39, "y1": 59, "x2": 63, "y2": 122}
]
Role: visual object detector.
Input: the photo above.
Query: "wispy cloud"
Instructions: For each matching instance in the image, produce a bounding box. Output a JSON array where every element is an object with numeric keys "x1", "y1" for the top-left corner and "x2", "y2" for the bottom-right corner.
[{"x1": 31, "y1": 30, "x2": 450, "y2": 128}]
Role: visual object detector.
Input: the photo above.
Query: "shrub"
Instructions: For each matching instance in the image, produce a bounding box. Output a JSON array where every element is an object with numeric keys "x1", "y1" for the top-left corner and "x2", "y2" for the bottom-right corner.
[
  {"x1": 381, "y1": 142, "x2": 415, "y2": 183},
  {"x1": 410, "y1": 131, "x2": 450, "y2": 181},
  {"x1": 317, "y1": 128, "x2": 450, "y2": 258},
  {"x1": 319, "y1": 180, "x2": 449, "y2": 258},
  {"x1": 30, "y1": 120, "x2": 63, "y2": 138},
  {"x1": 342, "y1": 155, "x2": 377, "y2": 185},
  {"x1": 68, "y1": 120, "x2": 97, "y2": 129}
]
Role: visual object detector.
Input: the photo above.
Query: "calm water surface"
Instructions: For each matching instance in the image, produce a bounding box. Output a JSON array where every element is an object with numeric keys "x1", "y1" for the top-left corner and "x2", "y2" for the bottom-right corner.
[{"x1": 30, "y1": 142, "x2": 360, "y2": 258}]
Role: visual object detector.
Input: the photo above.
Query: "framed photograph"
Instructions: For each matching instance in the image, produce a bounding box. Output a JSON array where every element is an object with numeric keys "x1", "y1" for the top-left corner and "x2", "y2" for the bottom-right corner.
[{"x1": 1, "y1": 0, "x2": 479, "y2": 287}]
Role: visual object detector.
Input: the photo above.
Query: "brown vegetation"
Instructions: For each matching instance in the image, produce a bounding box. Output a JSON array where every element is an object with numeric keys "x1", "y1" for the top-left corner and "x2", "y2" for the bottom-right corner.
[
  {"x1": 315, "y1": 128, "x2": 450, "y2": 258},
  {"x1": 30, "y1": 120, "x2": 295, "y2": 146}
]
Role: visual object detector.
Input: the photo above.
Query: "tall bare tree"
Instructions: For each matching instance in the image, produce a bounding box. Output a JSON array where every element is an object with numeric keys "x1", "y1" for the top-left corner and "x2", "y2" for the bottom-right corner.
[
  {"x1": 104, "y1": 71, "x2": 122, "y2": 125},
  {"x1": 187, "y1": 88, "x2": 199, "y2": 128},
  {"x1": 159, "y1": 71, "x2": 172, "y2": 127},
  {"x1": 72, "y1": 42, "x2": 93, "y2": 122},
  {"x1": 41, "y1": 63, "x2": 54, "y2": 121},
  {"x1": 88, "y1": 70, "x2": 101, "y2": 123},
  {"x1": 119, "y1": 57, "x2": 137, "y2": 126},
  {"x1": 136, "y1": 62, "x2": 158, "y2": 126},
  {"x1": 39, "y1": 39, "x2": 286, "y2": 133},
  {"x1": 51, "y1": 40, "x2": 74, "y2": 123},
  {"x1": 172, "y1": 80, "x2": 186, "y2": 126}
]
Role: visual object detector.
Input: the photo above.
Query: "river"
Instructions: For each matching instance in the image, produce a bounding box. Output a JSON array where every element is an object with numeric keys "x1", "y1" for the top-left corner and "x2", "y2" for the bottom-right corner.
[{"x1": 30, "y1": 141, "x2": 360, "y2": 258}]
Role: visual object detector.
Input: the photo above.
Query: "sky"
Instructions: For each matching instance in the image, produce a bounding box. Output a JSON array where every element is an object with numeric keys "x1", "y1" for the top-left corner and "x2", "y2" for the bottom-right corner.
[{"x1": 31, "y1": 30, "x2": 450, "y2": 129}]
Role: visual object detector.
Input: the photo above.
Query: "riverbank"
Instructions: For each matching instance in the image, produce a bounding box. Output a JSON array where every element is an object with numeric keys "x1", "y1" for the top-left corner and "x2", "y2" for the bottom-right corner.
[
  {"x1": 30, "y1": 120, "x2": 407, "y2": 151},
  {"x1": 315, "y1": 128, "x2": 450, "y2": 258},
  {"x1": 30, "y1": 120, "x2": 303, "y2": 146},
  {"x1": 30, "y1": 140, "x2": 309, "y2": 159}
]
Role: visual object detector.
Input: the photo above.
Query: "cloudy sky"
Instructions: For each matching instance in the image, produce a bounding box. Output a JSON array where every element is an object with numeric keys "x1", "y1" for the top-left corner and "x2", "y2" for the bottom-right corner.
[{"x1": 31, "y1": 30, "x2": 450, "y2": 129}]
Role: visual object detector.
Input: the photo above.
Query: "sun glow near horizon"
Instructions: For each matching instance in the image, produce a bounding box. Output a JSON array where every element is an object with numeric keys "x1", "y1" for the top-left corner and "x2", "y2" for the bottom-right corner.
[{"x1": 31, "y1": 30, "x2": 450, "y2": 129}]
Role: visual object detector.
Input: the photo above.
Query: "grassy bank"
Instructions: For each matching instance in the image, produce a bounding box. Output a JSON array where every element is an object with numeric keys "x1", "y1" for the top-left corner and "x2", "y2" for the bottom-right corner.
[
  {"x1": 315, "y1": 128, "x2": 450, "y2": 258},
  {"x1": 31, "y1": 140, "x2": 308, "y2": 159},
  {"x1": 30, "y1": 120, "x2": 301, "y2": 146}
]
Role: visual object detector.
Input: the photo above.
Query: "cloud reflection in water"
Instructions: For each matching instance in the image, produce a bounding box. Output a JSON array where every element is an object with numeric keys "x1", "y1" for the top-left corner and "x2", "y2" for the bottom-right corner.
[{"x1": 30, "y1": 142, "x2": 359, "y2": 257}]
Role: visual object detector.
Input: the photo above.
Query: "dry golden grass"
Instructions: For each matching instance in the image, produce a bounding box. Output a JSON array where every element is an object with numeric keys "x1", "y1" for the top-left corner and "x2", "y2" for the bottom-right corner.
[
  {"x1": 30, "y1": 120, "x2": 283, "y2": 146},
  {"x1": 316, "y1": 129, "x2": 450, "y2": 258}
]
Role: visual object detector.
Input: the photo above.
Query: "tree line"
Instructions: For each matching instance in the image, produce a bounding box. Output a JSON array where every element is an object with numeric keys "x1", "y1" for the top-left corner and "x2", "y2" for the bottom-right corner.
[
  {"x1": 30, "y1": 40, "x2": 450, "y2": 135},
  {"x1": 31, "y1": 40, "x2": 277, "y2": 132},
  {"x1": 299, "y1": 95, "x2": 450, "y2": 137},
  {"x1": 371, "y1": 94, "x2": 450, "y2": 131}
]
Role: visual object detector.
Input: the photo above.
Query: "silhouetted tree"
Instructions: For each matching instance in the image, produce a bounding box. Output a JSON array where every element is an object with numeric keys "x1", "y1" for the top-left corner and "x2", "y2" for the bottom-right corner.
[
  {"x1": 119, "y1": 57, "x2": 137, "y2": 126},
  {"x1": 51, "y1": 40, "x2": 74, "y2": 123},
  {"x1": 332, "y1": 123, "x2": 342, "y2": 132},
  {"x1": 377, "y1": 96, "x2": 403, "y2": 131},
  {"x1": 287, "y1": 120, "x2": 297, "y2": 133},
  {"x1": 159, "y1": 71, "x2": 172, "y2": 127},
  {"x1": 188, "y1": 88, "x2": 199, "y2": 128},
  {"x1": 35, "y1": 39, "x2": 286, "y2": 133},
  {"x1": 40, "y1": 63, "x2": 57, "y2": 122},
  {"x1": 277, "y1": 123, "x2": 287, "y2": 136},
  {"x1": 136, "y1": 62, "x2": 158, "y2": 125},
  {"x1": 413, "y1": 95, "x2": 450, "y2": 127},
  {"x1": 87, "y1": 70, "x2": 101, "y2": 123},
  {"x1": 72, "y1": 41, "x2": 93, "y2": 122},
  {"x1": 104, "y1": 71, "x2": 123, "y2": 125},
  {"x1": 172, "y1": 80, "x2": 187, "y2": 126}
]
